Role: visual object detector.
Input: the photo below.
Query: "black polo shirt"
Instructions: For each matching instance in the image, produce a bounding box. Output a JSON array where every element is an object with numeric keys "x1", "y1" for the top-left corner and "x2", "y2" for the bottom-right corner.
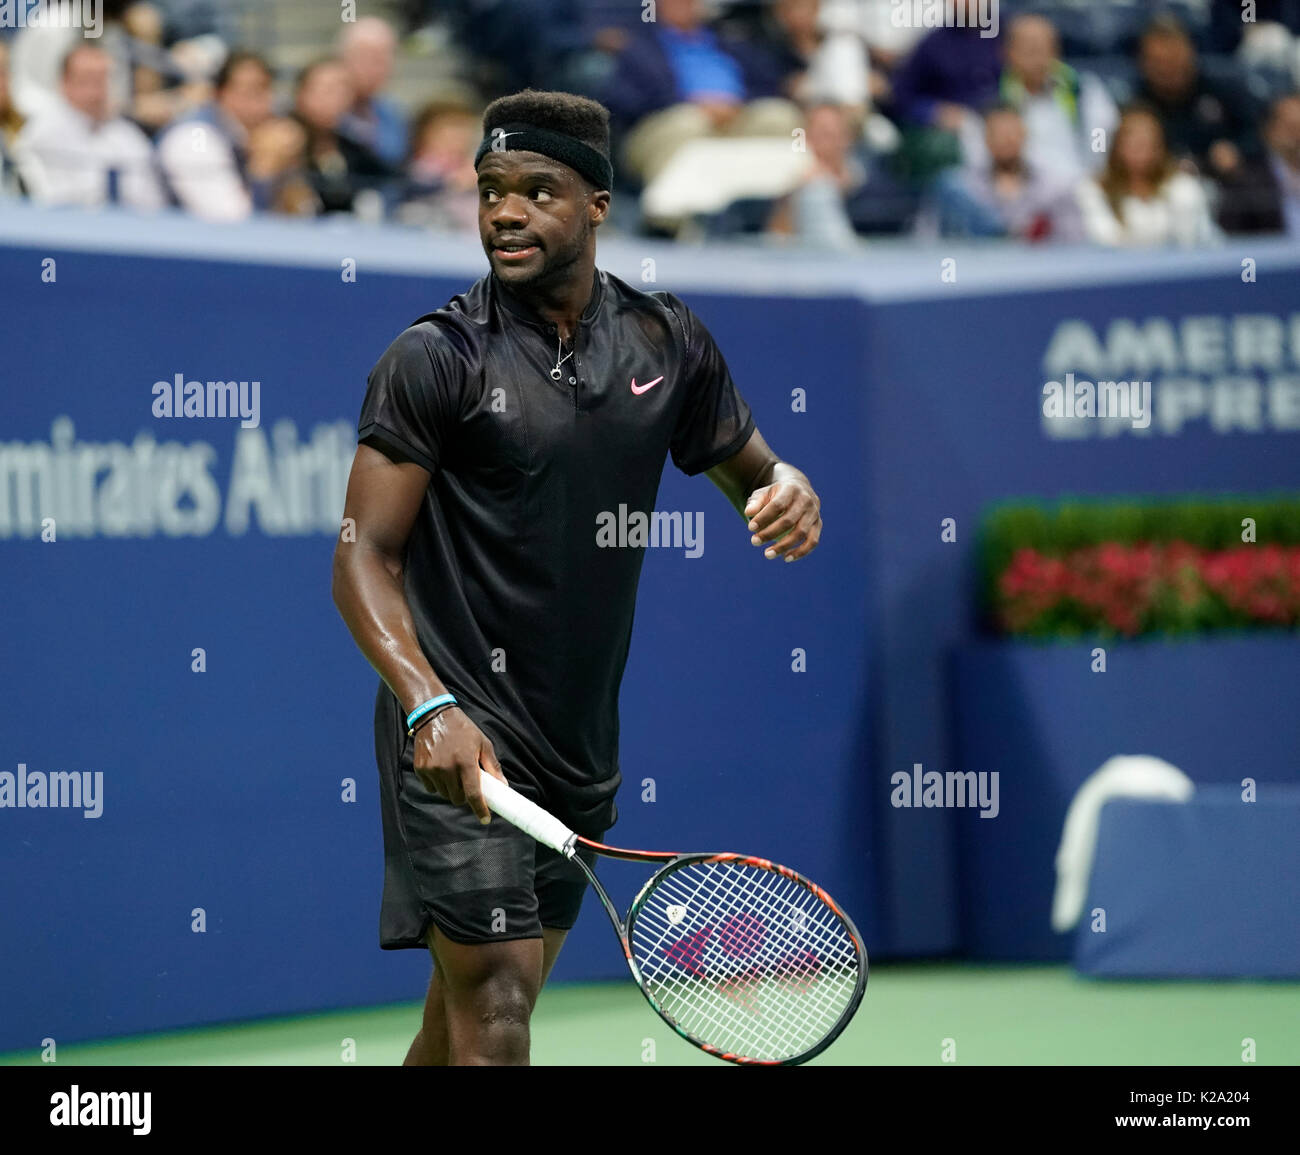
[{"x1": 356, "y1": 267, "x2": 755, "y2": 829}]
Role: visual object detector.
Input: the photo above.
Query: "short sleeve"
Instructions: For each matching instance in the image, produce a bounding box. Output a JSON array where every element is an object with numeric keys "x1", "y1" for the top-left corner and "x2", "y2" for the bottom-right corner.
[
  {"x1": 666, "y1": 297, "x2": 756, "y2": 476},
  {"x1": 357, "y1": 323, "x2": 464, "y2": 474}
]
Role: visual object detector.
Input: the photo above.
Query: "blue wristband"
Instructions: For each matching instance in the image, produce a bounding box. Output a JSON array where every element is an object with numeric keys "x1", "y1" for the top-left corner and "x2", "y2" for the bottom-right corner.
[{"x1": 407, "y1": 694, "x2": 457, "y2": 732}]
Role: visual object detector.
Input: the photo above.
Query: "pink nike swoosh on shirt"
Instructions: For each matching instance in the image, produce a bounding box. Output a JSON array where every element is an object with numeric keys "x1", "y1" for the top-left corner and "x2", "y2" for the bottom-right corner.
[{"x1": 630, "y1": 375, "x2": 664, "y2": 395}]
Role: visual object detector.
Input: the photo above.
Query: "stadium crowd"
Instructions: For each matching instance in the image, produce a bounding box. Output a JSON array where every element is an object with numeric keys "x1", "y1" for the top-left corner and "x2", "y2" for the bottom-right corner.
[{"x1": 1, "y1": 0, "x2": 1298, "y2": 248}]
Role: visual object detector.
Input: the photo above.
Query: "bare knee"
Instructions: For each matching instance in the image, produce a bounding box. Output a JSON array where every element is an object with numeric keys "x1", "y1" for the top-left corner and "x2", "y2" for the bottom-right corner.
[
  {"x1": 446, "y1": 972, "x2": 534, "y2": 1065},
  {"x1": 428, "y1": 928, "x2": 543, "y2": 1065},
  {"x1": 471, "y1": 975, "x2": 533, "y2": 1031}
]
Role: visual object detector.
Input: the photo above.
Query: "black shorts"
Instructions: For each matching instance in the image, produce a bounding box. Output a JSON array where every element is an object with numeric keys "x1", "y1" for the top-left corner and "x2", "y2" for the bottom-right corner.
[{"x1": 373, "y1": 686, "x2": 609, "y2": 948}]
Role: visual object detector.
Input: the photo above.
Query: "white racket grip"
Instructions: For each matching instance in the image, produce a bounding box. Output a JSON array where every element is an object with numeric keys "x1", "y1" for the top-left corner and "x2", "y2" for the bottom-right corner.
[{"x1": 479, "y1": 771, "x2": 576, "y2": 856}]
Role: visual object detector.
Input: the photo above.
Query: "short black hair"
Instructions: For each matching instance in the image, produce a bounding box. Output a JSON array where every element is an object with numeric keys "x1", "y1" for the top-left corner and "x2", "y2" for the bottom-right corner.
[
  {"x1": 481, "y1": 88, "x2": 610, "y2": 184},
  {"x1": 216, "y1": 50, "x2": 273, "y2": 93}
]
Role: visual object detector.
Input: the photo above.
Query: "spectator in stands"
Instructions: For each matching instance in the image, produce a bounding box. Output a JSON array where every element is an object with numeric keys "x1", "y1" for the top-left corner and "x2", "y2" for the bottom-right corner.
[
  {"x1": 960, "y1": 14, "x2": 1117, "y2": 186},
  {"x1": 723, "y1": 0, "x2": 871, "y2": 118},
  {"x1": 292, "y1": 56, "x2": 396, "y2": 216},
  {"x1": 920, "y1": 103, "x2": 1082, "y2": 242},
  {"x1": 1217, "y1": 92, "x2": 1300, "y2": 237},
  {"x1": 888, "y1": 0, "x2": 1001, "y2": 182},
  {"x1": 157, "y1": 49, "x2": 313, "y2": 220},
  {"x1": 9, "y1": 1, "x2": 209, "y2": 131},
  {"x1": 13, "y1": 42, "x2": 164, "y2": 210},
  {"x1": 1135, "y1": 15, "x2": 1258, "y2": 179},
  {"x1": 889, "y1": 0, "x2": 1000, "y2": 127},
  {"x1": 158, "y1": 49, "x2": 277, "y2": 221},
  {"x1": 396, "y1": 98, "x2": 480, "y2": 232},
  {"x1": 1077, "y1": 105, "x2": 1216, "y2": 247},
  {"x1": 765, "y1": 100, "x2": 913, "y2": 245},
  {"x1": 338, "y1": 17, "x2": 408, "y2": 169},
  {"x1": 11, "y1": 0, "x2": 130, "y2": 120},
  {"x1": 600, "y1": 0, "x2": 802, "y2": 186}
]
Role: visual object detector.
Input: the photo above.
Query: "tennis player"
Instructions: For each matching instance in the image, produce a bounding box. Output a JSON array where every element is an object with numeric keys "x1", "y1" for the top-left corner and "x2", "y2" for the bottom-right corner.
[{"x1": 331, "y1": 89, "x2": 822, "y2": 1066}]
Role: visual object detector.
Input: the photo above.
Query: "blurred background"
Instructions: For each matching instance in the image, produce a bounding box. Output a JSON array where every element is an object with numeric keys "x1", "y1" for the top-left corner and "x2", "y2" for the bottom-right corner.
[
  {"x1": 1, "y1": 0, "x2": 1298, "y2": 1066},
  {"x1": 5, "y1": 0, "x2": 1300, "y2": 242}
]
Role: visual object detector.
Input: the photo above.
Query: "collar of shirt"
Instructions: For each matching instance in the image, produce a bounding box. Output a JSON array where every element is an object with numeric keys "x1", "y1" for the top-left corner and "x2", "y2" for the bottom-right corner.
[{"x1": 490, "y1": 268, "x2": 606, "y2": 332}]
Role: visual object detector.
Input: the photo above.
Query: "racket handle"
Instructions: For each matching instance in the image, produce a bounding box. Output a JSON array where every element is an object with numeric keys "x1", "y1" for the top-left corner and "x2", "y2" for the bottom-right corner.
[{"x1": 479, "y1": 771, "x2": 577, "y2": 856}]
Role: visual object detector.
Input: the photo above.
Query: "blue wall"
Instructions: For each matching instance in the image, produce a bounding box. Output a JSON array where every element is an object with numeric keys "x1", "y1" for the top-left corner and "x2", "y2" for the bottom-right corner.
[{"x1": 2, "y1": 206, "x2": 1298, "y2": 1048}]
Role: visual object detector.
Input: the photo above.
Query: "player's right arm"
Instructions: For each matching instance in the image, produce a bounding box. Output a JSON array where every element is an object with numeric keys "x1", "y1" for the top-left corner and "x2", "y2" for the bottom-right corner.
[{"x1": 331, "y1": 443, "x2": 503, "y2": 823}]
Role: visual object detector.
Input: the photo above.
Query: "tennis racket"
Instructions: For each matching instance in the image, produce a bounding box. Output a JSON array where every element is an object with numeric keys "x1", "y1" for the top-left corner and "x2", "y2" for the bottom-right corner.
[{"x1": 478, "y1": 771, "x2": 868, "y2": 1066}]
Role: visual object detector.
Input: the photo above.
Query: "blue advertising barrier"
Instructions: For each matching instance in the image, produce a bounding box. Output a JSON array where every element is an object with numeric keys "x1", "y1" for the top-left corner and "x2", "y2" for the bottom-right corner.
[{"x1": 2, "y1": 203, "x2": 1298, "y2": 1047}]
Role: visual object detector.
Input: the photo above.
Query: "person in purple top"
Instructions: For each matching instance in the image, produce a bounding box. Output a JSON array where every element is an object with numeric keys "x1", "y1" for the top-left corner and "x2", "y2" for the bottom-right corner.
[
  {"x1": 890, "y1": 0, "x2": 1001, "y2": 131},
  {"x1": 886, "y1": 0, "x2": 1001, "y2": 183}
]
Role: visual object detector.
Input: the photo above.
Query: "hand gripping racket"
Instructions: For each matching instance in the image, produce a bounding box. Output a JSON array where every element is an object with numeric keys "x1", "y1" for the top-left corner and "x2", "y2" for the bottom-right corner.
[{"x1": 479, "y1": 772, "x2": 868, "y2": 1066}]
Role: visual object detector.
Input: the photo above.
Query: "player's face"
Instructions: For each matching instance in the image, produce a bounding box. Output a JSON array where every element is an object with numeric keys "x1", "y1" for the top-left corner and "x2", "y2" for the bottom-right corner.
[{"x1": 476, "y1": 152, "x2": 603, "y2": 290}]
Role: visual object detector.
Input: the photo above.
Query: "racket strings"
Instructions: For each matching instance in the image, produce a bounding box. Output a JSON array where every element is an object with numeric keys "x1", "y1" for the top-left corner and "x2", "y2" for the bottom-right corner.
[
  {"x1": 636, "y1": 867, "x2": 852, "y2": 1060},
  {"x1": 649, "y1": 874, "x2": 839, "y2": 1060},
  {"x1": 630, "y1": 860, "x2": 860, "y2": 1062}
]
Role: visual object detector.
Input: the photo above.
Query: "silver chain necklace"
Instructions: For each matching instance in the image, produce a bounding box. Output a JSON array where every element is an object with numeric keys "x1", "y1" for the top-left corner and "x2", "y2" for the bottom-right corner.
[{"x1": 550, "y1": 333, "x2": 573, "y2": 381}]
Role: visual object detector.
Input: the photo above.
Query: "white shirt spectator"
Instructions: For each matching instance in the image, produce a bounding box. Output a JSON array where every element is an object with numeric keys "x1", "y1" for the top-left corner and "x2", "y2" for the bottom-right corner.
[
  {"x1": 14, "y1": 97, "x2": 164, "y2": 210},
  {"x1": 157, "y1": 111, "x2": 252, "y2": 221},
  {"x1": 1076, "y1": 171, "x2": 1217, "y2": 248},
  {"x1": 961, "y1": 73, "x2": 1119, "y2": 185},
  {"x1": 10, "y1": 23, "x2": 132, "y2": 121}
]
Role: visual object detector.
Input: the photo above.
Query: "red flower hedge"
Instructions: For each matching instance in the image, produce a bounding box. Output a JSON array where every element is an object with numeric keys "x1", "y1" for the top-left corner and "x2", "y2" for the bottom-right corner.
[{"x1": 996, "y1": 542, "x2": 1300, "y2": 636}]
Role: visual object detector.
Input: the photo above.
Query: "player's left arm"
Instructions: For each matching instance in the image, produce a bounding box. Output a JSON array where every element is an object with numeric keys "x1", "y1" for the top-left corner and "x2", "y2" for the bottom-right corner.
[{"x1": 706, "y1": 427, "x2": 822, "y2": 562}]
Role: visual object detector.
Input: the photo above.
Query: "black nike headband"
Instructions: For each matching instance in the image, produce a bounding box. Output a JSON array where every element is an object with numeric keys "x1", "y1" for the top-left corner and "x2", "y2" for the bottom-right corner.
[{"x1": 474, "y1": 122, "x2": 613, "y2": 192}]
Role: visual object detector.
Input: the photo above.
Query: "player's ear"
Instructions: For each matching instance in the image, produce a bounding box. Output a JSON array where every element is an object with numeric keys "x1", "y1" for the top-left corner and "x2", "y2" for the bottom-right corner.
[{"x1": 588, "y1": 189, "x2": 611, "y2": 228}]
